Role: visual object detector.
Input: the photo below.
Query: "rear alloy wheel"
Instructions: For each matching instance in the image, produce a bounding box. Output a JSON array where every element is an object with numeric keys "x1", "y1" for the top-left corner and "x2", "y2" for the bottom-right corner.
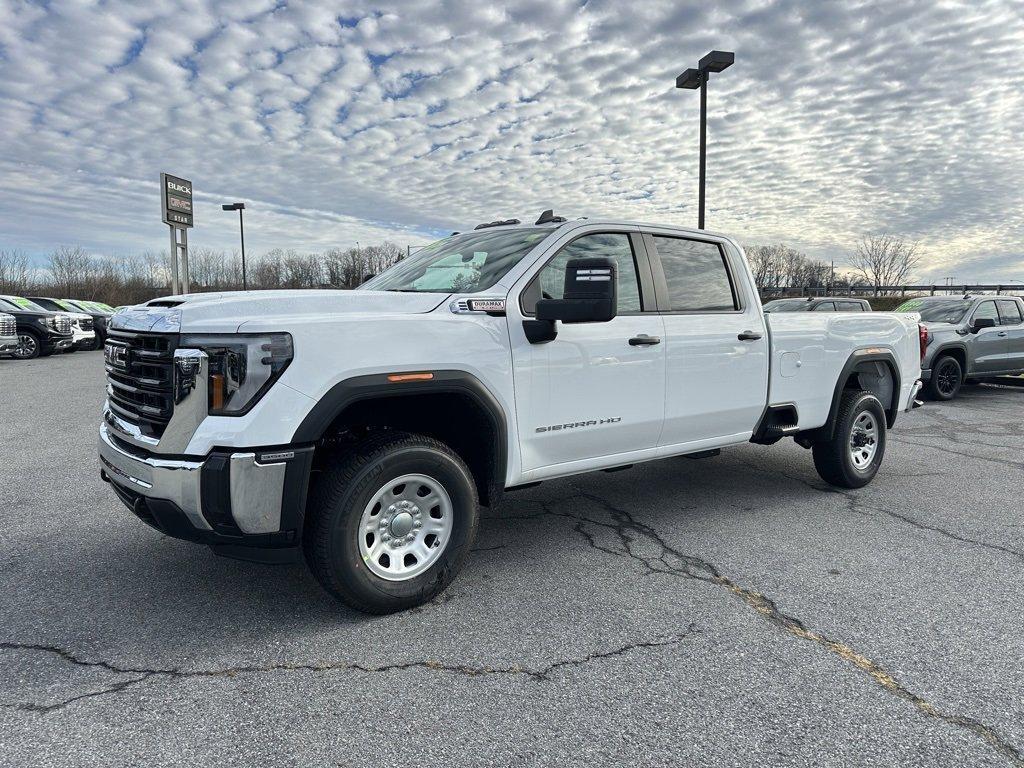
[
  {"x1": 12, "y1": 332, "x2": 40, "y2": 360},
  {"x1": 928, "y1": 356, "x2": 962, "y2": 401}
]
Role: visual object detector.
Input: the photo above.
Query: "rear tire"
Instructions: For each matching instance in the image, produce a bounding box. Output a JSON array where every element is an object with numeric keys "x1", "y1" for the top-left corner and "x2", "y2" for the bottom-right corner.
[
  {"x1": 812, "y1": 390, "x2": 887, "y2": 489},
  {"x1": 304, "y1": 431, "x2": 479, "y2": 614},
  {"x1": 927, "y1": 355, "x2": 962, "y2": 400}
]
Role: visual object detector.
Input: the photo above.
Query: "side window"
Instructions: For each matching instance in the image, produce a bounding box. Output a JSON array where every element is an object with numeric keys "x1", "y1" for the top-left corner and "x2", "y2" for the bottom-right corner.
[
  {"x1": 653, "y1": 236, "x2": 737, "y2": 312},
  {"x1": 528, "y1": 233, "x2": 642, "y2": 313},
  {"x1": 973, "y1": 301, "x2": 1000, "y2": 325},
  {"x1": 998, "y1": 300, "x2": 1023, "y2": 325},
  {"x1": 838, "y1": 301, "x2": 864, "y2": 311},
  {"x1": 812, "y1": 302, "x2": 836, "y2": 311}
]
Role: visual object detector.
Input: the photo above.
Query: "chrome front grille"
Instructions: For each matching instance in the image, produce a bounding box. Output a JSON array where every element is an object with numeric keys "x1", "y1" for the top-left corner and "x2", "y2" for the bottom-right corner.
[
  {"x1": 0, "y1": 315, "x2": 14, "y2": 336},
  {"x1": 55, "y1": 315, "x2": 72, "y2": 335},
  {"x1": 105, "y1": 330, "x2": 177, "y2": 439}
]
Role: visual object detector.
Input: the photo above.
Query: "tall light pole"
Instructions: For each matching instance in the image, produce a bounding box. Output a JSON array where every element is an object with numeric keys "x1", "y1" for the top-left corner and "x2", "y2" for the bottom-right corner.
[
  {"x1": 222, "y1": 203, "x2": 247, "y2": 290},
  {"x1": 676, "y1": 50, "x2": 734, "y2": 230}
]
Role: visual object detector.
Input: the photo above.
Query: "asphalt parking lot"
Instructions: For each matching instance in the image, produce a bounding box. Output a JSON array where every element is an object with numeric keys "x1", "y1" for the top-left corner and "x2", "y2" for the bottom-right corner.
[{"x1": 1, "y1": 351, "x2": 1022, "y2": 767}]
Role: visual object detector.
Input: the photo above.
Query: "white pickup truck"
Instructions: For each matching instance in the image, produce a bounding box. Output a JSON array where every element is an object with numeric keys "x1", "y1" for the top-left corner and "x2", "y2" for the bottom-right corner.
[{"x1": 99, "y1": 216, "x2": 923, "y2": 613}]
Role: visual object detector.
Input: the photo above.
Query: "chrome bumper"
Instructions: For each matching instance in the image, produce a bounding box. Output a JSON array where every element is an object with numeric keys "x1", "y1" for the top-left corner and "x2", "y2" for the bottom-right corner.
[
  {"x1": 99, "y1": 420, "x2": 209, "y2": 530},
  {"x1": 0, "y1": 335, "x2": 16, "y2": 353},
  {"x1": 99, "y1": 418, "x2": 299, "y2": 536}
]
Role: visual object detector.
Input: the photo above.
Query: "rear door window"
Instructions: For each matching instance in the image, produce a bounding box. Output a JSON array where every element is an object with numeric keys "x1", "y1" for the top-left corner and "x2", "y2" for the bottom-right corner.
[
  {"x1": 812, "y1": 302, "x2": 836, "y2": 311},
  {"x1": 651, "y1": 236, "x2": 737, "y2": 312},
  {"x1": 837, "y1": 301, "x2": 864, "y2": 311},
  {"x1": 997, "y1": 300, "x2": 1023, "y2": 325}
]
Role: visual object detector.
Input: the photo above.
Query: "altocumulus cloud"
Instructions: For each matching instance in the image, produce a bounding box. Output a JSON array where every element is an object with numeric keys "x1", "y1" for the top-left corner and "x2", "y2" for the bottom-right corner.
[{"x1": 1, "y1": 0, "x2": 1022, "y2": 280}]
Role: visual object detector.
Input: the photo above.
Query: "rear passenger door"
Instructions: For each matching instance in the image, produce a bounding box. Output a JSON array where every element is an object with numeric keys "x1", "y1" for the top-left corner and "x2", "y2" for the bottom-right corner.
[
  {"x1": 970, "y1": 301, "x2": 1004, "y2": 373},
  {"x1": 997, "y1": 299, "x2": 1024, "y2": 371},
  {"x1": 646, "y1": 233, "x2": 769, "y2": 448}
]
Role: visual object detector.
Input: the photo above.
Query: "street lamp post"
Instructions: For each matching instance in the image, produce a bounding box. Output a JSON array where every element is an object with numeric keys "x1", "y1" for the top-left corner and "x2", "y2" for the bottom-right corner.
[
  {"x1": 222, "y1": 202, "x2": 247, "y2": 290},
  {"x1": 675, "y1": 50, "x2": 734, "y2": 230}
]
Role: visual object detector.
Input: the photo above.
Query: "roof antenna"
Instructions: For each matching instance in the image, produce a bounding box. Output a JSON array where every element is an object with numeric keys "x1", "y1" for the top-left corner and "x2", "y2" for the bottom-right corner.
[{"x1": 535, "y1": 209, "x2": 566, "y2": 225}]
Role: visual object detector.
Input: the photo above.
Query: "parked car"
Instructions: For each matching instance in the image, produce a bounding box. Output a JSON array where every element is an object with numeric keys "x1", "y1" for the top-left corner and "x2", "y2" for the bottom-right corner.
[
  {"x1": 98, "y1": 216, "x2": 923, "y2": 613},
  {"x1": 0, "y1": 297, "x2": 73, "y2": 359},
  {"x1": 29, "y1": 296, "x2": 109, "y2": 348},
  {"x1": 895, "y1": 294, "x2": 1024, "y2": 400},
  {"x1": 0, "y1": 312, "x2": 18, "y2": 355},
  {"x1": 1, "y1": 295, "x2": 95, "y2": 352},
  {"x1": 763, "y1": 297, "x2": 872, "y2": 312}
]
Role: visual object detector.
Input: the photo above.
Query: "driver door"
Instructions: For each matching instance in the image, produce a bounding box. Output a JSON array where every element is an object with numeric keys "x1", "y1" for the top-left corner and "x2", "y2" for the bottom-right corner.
[{"x1": 509, "y1": 231, "x2": 666, "y2": 477}]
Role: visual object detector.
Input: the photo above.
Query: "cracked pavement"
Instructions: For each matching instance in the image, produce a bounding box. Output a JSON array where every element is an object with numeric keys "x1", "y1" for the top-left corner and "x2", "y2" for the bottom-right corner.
[{"x1": 1, "y1": 354, "x2": 1022, "y2": 767}]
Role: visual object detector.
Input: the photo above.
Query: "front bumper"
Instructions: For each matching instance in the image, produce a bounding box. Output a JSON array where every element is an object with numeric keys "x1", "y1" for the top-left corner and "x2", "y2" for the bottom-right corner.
[
  {"x1": 99, "y1": 419, "x2": 313, "y2": 551},
  {"x1": 0, "y1": 334, "x2": 17, "y2": 353}
]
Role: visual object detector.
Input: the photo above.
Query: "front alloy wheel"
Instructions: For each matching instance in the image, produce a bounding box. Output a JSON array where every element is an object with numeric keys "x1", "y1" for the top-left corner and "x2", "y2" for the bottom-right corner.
[
  {"x1": 928, "y1": 356, "x2": 962, "y2": 401},
  {"x1": 13, "y1": 332, "x2": 39, "y2": 359}
]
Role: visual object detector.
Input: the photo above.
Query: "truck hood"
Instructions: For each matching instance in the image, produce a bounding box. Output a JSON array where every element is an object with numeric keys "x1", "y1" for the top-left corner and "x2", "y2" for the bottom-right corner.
[{"x1": 111, "y1": 290, "x2": 450, "y2": 333}]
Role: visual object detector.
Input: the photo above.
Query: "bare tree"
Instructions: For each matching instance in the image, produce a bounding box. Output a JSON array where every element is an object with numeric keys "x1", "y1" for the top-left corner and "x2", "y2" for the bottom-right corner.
[
  {"x1": 0, "y1": 250, "x2": 32, "y2": 294},
  {"x1": 745, "y1": 244, "x2": 830, "y2": 291},
  {"x1": 849, "y1": 235, "x2": 921, "y2": 293}
]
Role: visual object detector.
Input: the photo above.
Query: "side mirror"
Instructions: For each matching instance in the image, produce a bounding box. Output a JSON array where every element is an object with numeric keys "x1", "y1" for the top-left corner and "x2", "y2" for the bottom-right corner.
[
  {"x1": 535, "y1": 257, "x2": 617, "y2": 324},
  {"x1": 972, "y1": 317, "x2": 996, "y2": 333}
]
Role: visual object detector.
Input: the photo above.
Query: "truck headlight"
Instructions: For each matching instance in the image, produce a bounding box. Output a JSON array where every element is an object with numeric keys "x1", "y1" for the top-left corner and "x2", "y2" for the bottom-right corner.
[{"x1": 179, "y1": 333, "x2": 293, "y2": 415}]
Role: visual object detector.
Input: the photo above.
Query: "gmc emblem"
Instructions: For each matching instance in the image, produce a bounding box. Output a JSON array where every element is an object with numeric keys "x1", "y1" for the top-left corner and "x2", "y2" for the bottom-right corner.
[{"x1": 104, "y1": 343, "x2": 128, "y2": 369}]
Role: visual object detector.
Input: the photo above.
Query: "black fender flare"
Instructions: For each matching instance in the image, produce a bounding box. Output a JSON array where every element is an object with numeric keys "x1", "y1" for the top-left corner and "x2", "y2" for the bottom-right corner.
[
  {"x1": 808, "y1": 349, "x2": 902, "y2": 442},
  {"x1": 928, "y1": 342, "x2": 969, "y2": 374},
  {"x1": 292, "y1": 369, "x2": 509, "y2": 496}
]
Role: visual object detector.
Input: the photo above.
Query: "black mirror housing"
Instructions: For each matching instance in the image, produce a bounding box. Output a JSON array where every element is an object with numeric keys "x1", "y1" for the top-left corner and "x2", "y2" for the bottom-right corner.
[
  {"x1": 972, "y1": 317, "x2": 996, "y2": 333},
  {"x1": 534, "y1": 257, "x2": 617, "y2": 324}
]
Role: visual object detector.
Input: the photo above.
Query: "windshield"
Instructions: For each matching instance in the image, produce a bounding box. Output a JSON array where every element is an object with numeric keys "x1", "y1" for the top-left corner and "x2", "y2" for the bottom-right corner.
[
  {"x1": 2, "y1": 296, "x2": 49, "y2": 313},
  {"x1": 763, "y1": 299, "x2": 812, "y2": 312},
  {"x1": 362, "y1": 228, "x2": 554, "y2": 293},
  {"x1": 895, "y1": 298, "x2": 971, "y2": 323},
  {"x1": 0, "y1": 298, "x2": 21, "y2": 313}
]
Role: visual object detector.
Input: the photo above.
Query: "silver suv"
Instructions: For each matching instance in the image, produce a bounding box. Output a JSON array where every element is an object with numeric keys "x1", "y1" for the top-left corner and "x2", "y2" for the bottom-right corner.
[{"x1": 896, "y1": 295, "x2": 1024, "y2": 400}]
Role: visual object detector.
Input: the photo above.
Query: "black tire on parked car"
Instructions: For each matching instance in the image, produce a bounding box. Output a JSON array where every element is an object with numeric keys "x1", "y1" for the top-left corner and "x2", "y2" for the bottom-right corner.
[
  {"x1": 812, "y1": 389, "x2": 887, "y2": 489},
  {"x1": 927, "y1": 355, "x2": 962, "y2": 401},
  {"x1": 12, "y1": 330, "x2": 41, "y2": 360},
  {"x1": 304, "y1": 431, "x2": 479, "y2": 614}
]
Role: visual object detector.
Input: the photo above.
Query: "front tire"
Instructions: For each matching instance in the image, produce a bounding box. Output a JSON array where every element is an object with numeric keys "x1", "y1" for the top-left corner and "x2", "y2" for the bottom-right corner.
[
  {"x1": 812, "y1": 390, "x2": 887, "y2": 489},
  {"x1": 304, "y1": 431, "x2": 479, "y2": 614},
  {"x1": 12, "y1": 331, "x2": 41, "y2": 360},
  {"x1": 927, "y1": 355, "x2": 962, "y2": 400}
]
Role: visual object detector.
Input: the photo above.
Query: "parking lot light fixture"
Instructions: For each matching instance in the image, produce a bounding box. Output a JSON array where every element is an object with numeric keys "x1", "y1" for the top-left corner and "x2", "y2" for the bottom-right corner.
[
  {"x1": 675, "y1": 50, "x2": 735, "y2": 230},
  {"x1": 222, "y1": 202, "x2": 247, "y2": 290}
]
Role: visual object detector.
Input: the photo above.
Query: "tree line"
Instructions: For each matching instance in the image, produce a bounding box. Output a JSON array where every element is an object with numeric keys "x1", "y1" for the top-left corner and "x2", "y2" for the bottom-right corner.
[
  {"x1": 0, "y1": 242, "x2": 407, "y2": 306},
  {"x1": 0, "y1": 234, "x2": 922, "y2": 307}
]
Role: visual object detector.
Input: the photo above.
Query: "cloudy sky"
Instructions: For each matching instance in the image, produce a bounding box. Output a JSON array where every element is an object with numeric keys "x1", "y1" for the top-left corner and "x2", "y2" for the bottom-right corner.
[{"x1": 1, "y1": 0, "x2": 1022, "y2": 281}]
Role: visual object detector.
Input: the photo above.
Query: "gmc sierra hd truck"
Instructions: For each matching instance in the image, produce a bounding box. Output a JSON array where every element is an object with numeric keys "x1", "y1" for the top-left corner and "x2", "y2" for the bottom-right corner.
[{"x1": 99, "y1": 216, "x2": 923, "y2": 613}]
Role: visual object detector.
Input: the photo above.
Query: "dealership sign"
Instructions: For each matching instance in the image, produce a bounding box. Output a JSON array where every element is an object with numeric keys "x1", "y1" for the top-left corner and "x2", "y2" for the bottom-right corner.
[{"x1": 161, "y1": 172, "x2": 193, "y2": 228}]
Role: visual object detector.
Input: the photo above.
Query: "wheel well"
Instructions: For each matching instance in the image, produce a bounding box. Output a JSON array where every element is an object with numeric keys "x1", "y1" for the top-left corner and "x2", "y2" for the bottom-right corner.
[
  {"x1": 844, "y1": 360, "x2": 897, "y2": 426},
  {"x1": 933, "y1": 347, "x2": 966, "y2": 373},
  {"x1": 315, "y1": 392, "x2": 502, "y2": 506}
]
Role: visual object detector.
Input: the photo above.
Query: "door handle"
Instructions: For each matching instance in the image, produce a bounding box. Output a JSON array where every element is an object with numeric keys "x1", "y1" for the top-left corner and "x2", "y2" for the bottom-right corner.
[
  {"x1": 629, "y1": 335, "x2": 661, "y2": 346},
  {"x1": 997, "y1": 331, "x2": 1008, "y2": 337},
  {"x1": 738, "y1": 330, "x2": 763, "y2": 341}
]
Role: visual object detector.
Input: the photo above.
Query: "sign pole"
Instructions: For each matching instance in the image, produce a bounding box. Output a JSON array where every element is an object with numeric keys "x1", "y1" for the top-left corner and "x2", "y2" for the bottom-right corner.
[
  {"x1": 180, "y1": 227, "x2": 190, "y2": 294},
  {"x1": 169, "y1": 226, "x2": 180, "y2": 295}
]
